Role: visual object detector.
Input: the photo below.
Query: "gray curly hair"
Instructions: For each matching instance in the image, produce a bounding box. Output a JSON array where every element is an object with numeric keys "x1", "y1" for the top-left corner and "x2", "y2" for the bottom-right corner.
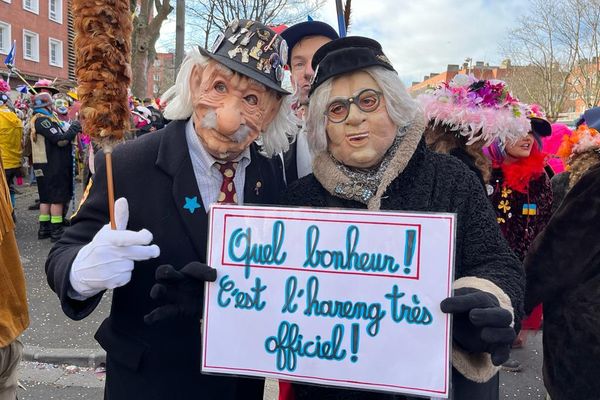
[
  {"x1": 162, "y1": 47, "x2": 296, "y2": 156},
  {"x1": 304, "y1": 66, "x2": 420, "y2": 155}
]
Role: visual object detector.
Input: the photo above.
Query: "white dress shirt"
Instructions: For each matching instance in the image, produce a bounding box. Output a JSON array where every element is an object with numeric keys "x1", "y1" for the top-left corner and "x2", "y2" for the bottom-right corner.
[{"x1": 185, "y1": 119, "x2": 250, "y2": 207}]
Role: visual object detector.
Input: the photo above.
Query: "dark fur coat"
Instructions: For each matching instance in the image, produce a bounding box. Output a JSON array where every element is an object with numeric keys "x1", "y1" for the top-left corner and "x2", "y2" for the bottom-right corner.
[
  {"x1": 280, "y1": 115, "x2": 524, "y2": 400},
  {"x1": 524, "y1": 163, "x2": 600, "y2": 400}
]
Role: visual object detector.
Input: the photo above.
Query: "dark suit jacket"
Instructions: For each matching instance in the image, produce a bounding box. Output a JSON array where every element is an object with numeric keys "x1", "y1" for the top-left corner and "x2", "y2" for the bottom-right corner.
[{"x1": 45, "y1": 120, "x2": 286, "y2": 400}]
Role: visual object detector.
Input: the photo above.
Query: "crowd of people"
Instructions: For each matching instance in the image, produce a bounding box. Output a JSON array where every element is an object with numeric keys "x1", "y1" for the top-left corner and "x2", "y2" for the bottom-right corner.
[
  {"x1": 1, "y1": 17, "x2": 599, "y2": 400},
  {"x1": 0, "y1": 79, "x2": 168, "y2": 239}
]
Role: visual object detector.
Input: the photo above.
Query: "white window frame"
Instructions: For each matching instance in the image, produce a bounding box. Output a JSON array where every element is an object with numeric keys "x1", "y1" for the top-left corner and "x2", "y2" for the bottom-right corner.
[
  {"x1": 48, "y1": 37, "x2": 63, "y2": 67},
  {"x1": 23, "y1": 29, "x2": 39, "y2": 62},
  {"x1": 49, "y1": 0, "x2": 63, "y2": 24},
  {"x1": 0, "y1": 21, "x2": 11, "y2": 55},
  {"x1": 22, "y1": 0, "x2": 39, "y2": 14}
]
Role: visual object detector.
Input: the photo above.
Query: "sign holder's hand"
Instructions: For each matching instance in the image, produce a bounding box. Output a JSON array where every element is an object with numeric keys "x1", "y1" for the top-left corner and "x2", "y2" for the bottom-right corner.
[
  {"x1": 441, "y1": 287, "x2": 515, "y2": 366},
  {"x1": 144, "y1": 262, "x2": 217, "y2": 325},
  {"x1": 69, "y1": 197, "x2": 160, "y2": 298}
]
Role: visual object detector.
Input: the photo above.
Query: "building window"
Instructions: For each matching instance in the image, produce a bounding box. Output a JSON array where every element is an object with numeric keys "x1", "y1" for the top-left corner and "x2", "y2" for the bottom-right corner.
[
  {"x1": 49, "y1": 0, "x2": 63, "y2": 24},
  {"x1": 153, "y1": 74, "x2": 160, "y2": 81},
  {"x1": 23, "y1": 30, "x2": 39, "y2": 62},
  {"x1": 0, "y1": 22, "x2": 10, "y2": 55},
  {"x1": 49, "y1": 38, "x2": 63, "y2": 67},
  {"x1": 153, "y1": 84, "x2": 159, "y2": 94},
  {"x1": 154, "y1": 59, "x2": 161, "y2": 67},
  {"x1": 23, "y1": 0, "x2": 39, "y2": 14}
]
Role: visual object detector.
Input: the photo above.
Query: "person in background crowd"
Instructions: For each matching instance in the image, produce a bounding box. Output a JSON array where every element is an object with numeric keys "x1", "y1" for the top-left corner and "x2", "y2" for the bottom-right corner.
[
  {"x1": 0, "y1": 82, "x2": 23, "y2": 219},
  {"x1": 46, "y1": 19, "x2": 295, "y2": 400},
  {"x1": 144, "y1": 97, "x2": 166, "y2": 131},
  {"x1": 0, "y1": 154, "x2": 30, "y2": 400},
  {"x1": 419, "y1": 74, "x2": 531, "y2": 188},
  {"x1": 53, "y1": 97, "x2": 71, "y2": 124},
  {"x1": 280, "y1": 20, "x2": 338, "y2": 183},
  {"x1": 486, "y1": 105, "x2": 553, "y2": 372},
  {"x1": 523, "y1": 157, "x2": 600, "y2": 400},
  {"x1": 552, "y1": 121, "x2": 600, "y2": 211},
  {"x1": 280, "y1": 36, "x2": 523, "y2": 400},
  {"x1": 29, "y1": 93, "x2": 81, "y2": 241},
  {"x1": 131, "y1": 105, "x2": 155, "y2": 137}
]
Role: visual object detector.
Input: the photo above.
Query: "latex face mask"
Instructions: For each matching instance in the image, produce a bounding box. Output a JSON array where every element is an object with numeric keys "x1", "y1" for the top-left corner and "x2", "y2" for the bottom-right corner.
[
  {"x1": 290, "y1": 35, "x2": 332, "y2": 108},
  {"x1": 190, "y1": 62, "x2": 281, "y2": 161},
  {"x1": 325, "y1": 71, "x2": 397, "y2": 169}
]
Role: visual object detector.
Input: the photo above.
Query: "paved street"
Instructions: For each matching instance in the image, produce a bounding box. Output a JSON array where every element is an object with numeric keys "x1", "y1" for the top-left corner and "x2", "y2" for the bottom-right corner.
[{"x1": 12, "y1": 183, "x2": 548, "y2": 399}]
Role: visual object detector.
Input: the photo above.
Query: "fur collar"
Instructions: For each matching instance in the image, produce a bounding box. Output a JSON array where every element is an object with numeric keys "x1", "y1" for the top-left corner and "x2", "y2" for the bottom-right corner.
[{"x1": 312, "y1": 111, "x2": 426, "y2": 210}]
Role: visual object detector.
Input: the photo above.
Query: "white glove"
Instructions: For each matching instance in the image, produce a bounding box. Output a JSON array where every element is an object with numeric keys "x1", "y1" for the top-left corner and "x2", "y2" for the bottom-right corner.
[{"x1": 69, "y1": 197, "x2": 160, "y2": 298}]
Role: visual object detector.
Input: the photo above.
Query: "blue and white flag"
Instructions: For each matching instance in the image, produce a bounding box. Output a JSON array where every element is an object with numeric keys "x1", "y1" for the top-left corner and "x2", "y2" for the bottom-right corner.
[{"x1": 4, "y1": 40, "x2": 16, "y2": 67}]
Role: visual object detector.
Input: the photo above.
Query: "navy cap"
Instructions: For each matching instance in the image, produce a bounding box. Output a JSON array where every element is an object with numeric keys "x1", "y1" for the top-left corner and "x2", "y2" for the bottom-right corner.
[
  {"x1": 199, "y1": 19, "x2": 290, "y2": 94},
  {"x1": 280, "y1": 21, "x2": 339, "y2": 63},
  {"x1": 309, "y1": 36, "x2": 396, "y2": 96},
  {"x1": 583, "y1": 106, "x2": 600, "y2": 131}
]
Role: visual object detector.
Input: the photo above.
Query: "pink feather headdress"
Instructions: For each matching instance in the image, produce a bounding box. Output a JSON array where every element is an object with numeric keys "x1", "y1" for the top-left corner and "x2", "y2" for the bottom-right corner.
[{"x1": 417, "y1": 74, "x2": 531, "y2": 145}]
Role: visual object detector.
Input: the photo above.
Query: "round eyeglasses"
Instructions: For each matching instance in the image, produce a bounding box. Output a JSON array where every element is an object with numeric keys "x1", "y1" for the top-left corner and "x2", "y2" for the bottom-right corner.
[{"x1": 325, "y1": 89, "x2": 383, "y2": 123}]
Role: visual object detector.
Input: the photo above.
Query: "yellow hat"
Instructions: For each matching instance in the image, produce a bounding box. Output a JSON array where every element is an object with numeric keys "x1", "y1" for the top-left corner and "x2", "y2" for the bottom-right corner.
[{"x1": 67, "y1": 90, "x2": 78, "y2": 100}]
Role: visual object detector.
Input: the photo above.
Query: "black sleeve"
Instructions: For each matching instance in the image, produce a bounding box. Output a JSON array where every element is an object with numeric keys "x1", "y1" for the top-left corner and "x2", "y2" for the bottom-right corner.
[
  {"x1": 35, "y1": 117, "x2": 80, "y2": 145},
  {"x1": 456, "y1": 171, "x2": 525, "y2": 323},
  {"x1": 524, "y1": 164, "x2": 600, "y2": 313},
  {"x1": 45, "y1": 149, "x2": 110, "y2": 320}
]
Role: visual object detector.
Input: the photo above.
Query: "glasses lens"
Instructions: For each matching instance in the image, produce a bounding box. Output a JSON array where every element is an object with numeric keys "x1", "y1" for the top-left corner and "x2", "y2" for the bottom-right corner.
[
  {"x1": 327, "y1": 101, "x2": 349, "y2": 123},
  {"x1": 357, "y1": 90, "x2": 380, "y2": 112}
]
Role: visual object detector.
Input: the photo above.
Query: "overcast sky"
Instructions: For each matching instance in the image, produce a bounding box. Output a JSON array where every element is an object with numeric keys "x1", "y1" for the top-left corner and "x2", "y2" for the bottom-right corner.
[{"x1": 159, "y1": 0, "x2": 526, "y2": 86}]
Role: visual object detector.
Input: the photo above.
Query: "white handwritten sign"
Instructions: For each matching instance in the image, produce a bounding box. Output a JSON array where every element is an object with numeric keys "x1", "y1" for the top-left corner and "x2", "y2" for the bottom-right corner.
[{"x1": 202, "y1": 205, "x2": 455, "y2": 398}]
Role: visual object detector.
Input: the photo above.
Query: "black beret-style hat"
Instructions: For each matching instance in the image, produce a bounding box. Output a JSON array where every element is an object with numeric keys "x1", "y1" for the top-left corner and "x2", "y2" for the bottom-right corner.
[
  {"x1": 280, "y1": 21, "x2": 339, "y2": 63},
  {"x1": 199, "y1": 19, "x2": 290, "y2": 95},
  {"x1": 309, "y1": 36, "x2": 396, "y2": 96}
]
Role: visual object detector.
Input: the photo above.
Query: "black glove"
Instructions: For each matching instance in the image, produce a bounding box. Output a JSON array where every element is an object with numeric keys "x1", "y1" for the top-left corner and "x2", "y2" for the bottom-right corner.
[
  {"x1": 144, "y1": 262, "x2": 217, "y2": 325},
  {"x1": 440, "y1": 287, "x2": 515, "y2": 366}
]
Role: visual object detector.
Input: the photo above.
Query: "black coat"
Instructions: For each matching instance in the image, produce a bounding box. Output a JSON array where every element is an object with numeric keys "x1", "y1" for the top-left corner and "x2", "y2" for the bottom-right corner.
[
  {"x1": 31, "y1": 115, "x2": 79, "y2": 203},
  {"x1": 45, "y1": 120, "x2": 286, "y2": 400},
  {"x1": 524, "y1": 163, "x2": 600, "y2": 400},
  {"x1": 280, "y1": 140, "x2": 524, "y2": 400}
]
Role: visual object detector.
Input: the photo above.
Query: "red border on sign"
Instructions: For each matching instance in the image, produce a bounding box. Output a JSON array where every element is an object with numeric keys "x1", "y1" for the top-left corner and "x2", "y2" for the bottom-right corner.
[
  {"x1": 204, "y1": 206, "x2": 454, "y2": 396},
  {"x1": 220, "y1": 213, "x2": 422, "y2": 280}
]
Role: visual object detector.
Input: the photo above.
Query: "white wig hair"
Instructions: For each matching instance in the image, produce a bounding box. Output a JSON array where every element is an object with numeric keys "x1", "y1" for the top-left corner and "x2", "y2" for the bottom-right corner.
[
  {"x1": 305, "y1": 66, "x2": 420, "y2": 155},
  {"x1": 162, "y1": 47, "x2": 297, "y2": 157}
]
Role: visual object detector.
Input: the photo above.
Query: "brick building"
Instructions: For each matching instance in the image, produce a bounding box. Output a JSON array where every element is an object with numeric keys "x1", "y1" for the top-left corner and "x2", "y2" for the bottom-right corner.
[
  {"x1": 407, "y1": 60, "x2": 596, "y2": 121},
  {"x1": 409, "y1": 60, "x2": 511, "y2": 96},
  {"x1": 0, "y1": 0, "x2": 73, "y2": 88},
  {"x1": 145, "y1": 52, "x2": 175, "y2": 100}
]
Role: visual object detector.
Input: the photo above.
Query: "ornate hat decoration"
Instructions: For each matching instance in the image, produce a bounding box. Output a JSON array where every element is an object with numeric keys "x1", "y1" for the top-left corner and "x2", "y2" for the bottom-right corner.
[
  {"x1": 199, "y1": 19, "x2": 290, "y2": 95},
  {"x1": 526, "y1": 104, "x2": 552, "y2": 137},
  {"x1": 309, "y1": 36, "x2": 395, "y2": 96},
  {"x1": 557, "y1": 124, "x2": 600, "y2": 160},
  {"x1": 418, "y1": 74, "x2": 531, "y2": 145},
  {"x1": 29, "y1": 78, "x2": 59, "y2": 95}
]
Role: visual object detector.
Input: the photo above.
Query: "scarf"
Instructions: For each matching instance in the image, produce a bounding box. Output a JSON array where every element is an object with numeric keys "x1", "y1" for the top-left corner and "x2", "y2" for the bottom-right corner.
[
  {"x1": 500, "y1": 145, "x2": 547, "y2": 193},
  {"x1": 329, "y1": 135, "x2": 403, "y2": 204}
]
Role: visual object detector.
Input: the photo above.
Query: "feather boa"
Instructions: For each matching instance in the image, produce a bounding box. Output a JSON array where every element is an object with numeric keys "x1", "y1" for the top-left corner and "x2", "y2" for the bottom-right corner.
[{"x1": 500, "y1": 145, "x2": 547, "y2": 193}]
